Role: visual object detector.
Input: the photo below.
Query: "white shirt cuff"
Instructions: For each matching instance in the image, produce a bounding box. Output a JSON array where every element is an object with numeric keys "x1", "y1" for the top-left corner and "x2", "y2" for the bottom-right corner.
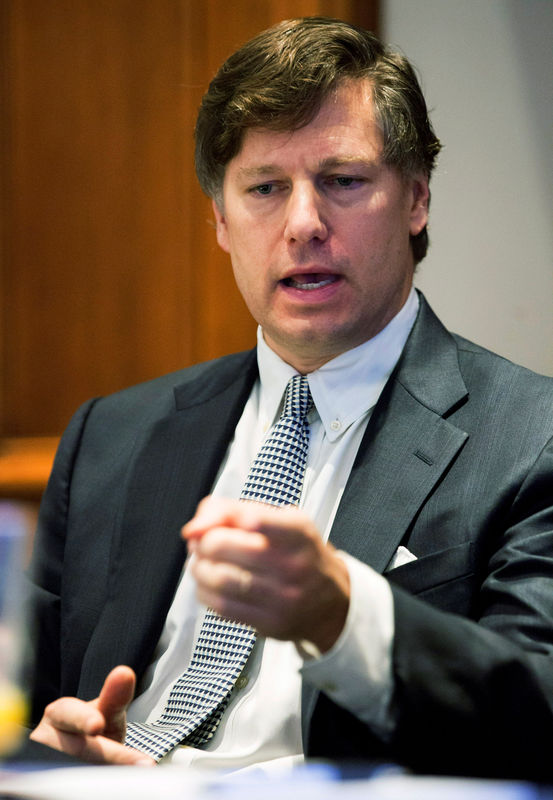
[{"x1": 298, "y1": 551, "x2": 395, "y2": 739}]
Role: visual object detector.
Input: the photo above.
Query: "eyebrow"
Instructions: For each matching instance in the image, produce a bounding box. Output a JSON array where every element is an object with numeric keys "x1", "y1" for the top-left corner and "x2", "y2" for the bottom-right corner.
[
  {"x1": 235, "y1": 165, "x2": 282, "y2": 180},
  {"x1": 235, "y1": 156, "x2": 380, "y2": 180},
  {"x1": 319, "y1": 156, "x2": 380, "y2": 170}
]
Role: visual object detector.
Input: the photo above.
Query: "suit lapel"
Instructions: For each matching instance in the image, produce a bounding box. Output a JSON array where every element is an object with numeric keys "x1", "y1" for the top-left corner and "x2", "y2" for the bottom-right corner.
[
  {"x1": 329, "y1": 296, "x2": 469, "y2": 573},
  {"x1": 303, "y1": 297, "x2": 470, "y2": 747},
  {"x1": 329, "y1": 386, "x2": 468, "y2": 572},
  {"x1": 78, "y1": 350, "x2": 258, "y2": 699}
]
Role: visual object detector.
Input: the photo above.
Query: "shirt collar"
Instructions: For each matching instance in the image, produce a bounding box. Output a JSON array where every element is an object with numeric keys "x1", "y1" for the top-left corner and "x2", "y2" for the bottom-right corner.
[{"x1": 256, "y1": 287, "x2": 419, "y2": 442}]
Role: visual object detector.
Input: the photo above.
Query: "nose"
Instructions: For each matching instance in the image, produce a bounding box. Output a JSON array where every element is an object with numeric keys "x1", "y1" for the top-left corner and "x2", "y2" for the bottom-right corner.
[{"x1": 283, "y1": 184, "x2": 328, "y2": 244}]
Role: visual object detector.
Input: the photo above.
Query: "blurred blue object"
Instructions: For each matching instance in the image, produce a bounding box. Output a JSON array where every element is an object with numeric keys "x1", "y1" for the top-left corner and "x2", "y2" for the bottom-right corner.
[{"x1": 0, "y1": 501, "x2": 31, "y2": 755}]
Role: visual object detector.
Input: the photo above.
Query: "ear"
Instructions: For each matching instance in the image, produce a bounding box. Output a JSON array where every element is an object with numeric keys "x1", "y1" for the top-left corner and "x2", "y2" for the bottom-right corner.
[
  {"x1": 408, "y1": 175, "x2": 430, "y2": 237},
  {"x1": 212, "y1": 198, "x2": 230, "y2": 253}
]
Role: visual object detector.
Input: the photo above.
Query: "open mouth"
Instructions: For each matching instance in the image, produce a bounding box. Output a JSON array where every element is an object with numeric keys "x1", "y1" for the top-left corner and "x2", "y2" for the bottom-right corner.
[{"x1": 282, "y1": 274, "x2": 338, "y2": 290}]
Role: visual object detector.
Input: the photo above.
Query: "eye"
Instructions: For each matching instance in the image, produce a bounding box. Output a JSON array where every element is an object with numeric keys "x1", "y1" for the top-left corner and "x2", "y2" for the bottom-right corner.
[
  {"x1": 251, "y1": 183, "x2": 274, "y2": 196},
  {"x1": 329, "y1": 175, "x2": 361, "y2": 188}
]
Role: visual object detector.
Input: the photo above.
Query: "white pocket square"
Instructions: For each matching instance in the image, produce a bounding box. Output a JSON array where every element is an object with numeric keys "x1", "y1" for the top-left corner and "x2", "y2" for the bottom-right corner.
[{"x1": 387, "y1": 545, "x2": 417, "y2": 571}]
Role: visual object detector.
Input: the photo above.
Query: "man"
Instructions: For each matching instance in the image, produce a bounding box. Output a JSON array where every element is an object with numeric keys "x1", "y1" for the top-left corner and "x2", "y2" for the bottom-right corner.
[{"x1": 27, "y1": 17, "x2": 553, "y2": 780}]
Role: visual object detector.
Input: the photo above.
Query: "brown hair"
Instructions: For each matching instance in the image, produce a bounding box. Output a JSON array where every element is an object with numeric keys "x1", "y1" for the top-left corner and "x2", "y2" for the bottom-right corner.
[{"x1": 195, "y1": 17, "x2": 441, "y2": 262}]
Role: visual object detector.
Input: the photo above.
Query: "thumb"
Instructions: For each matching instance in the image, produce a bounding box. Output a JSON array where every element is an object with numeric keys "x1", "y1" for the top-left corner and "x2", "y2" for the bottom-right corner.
[{"x1": 95, "y1": 665, "x2": 136, "y2": 742}]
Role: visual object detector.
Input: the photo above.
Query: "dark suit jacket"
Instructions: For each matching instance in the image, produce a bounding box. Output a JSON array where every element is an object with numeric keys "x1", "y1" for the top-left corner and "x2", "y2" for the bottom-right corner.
[{"x1": 28, "y1": 295, "x2": 553, "y2": 780}]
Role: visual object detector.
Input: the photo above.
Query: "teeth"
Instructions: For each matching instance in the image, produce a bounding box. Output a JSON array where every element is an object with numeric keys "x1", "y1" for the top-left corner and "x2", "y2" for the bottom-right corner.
[
  {"x1": 286, "y1": 276, "x2": 335, "y2": 290},
  {"x1": 300, "y1": 279, "x2": 333, "y2": 290}
]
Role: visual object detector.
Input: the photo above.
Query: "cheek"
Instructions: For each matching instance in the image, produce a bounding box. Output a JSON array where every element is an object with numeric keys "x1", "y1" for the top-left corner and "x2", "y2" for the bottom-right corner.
[
  {"x1": 229, "y1": 249, "x2": 265, "y2": 315},
  {"x1": 349, "y1": 219, "x2": 391, "y2": 263},
  {"x1": 229, "y1": 229, "x2": 272, "y2": 281},
  {"x1": 364, "y1": 207, "x2": 411, "y2": 254},
  {"x1": 348, "y1": 218, "x2": 412, "y2": 286}
]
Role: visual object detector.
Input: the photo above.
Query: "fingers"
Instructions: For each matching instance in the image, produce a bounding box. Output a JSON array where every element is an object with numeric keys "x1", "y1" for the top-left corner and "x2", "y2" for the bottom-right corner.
[
  {"x1": 183, "y1": 495, "x2": 350, "y2": 650},
  {"x1": 97, "y1": 665, "x2": 136, "y2": 715},
  {"x1": 29, "y1": 666, "x2": 153, "y2": 766},
  {"x1": 78, "y1": 737, "x2": 155, "y2": 766},
  {"x1": 183, "y1": 496, "x2": 247, "y2": 540},
  {"x1": 192, "y1": 559, "x2": 264, "y2": 615},
  {"x1": 35, "y1": 696, "x2": 105, "y2": 738},
  {"x1": 193, "y1": 550, "x2": 349, "y2": 651},
  {"x1": 184, "y1": 498, "x2": 320, "y2": 594},
  {"x1": 183, "y1": 494, "x2": 303, "y2": 537},
  {"x1": 184, "y1": 495, "x2": 320, "y2": 553},
  {"x1": 30, "y1": 716, "x2": 154, "y2": 765},
  {"x1": 94, "y1": 665, "x2": 136, "y2": 742},
  {"x1": 187, "y1": 526, "x2": 269, "y2": 569},
  {"x1": 35, "y1": 667, "x2": 136, "y2": 739}
]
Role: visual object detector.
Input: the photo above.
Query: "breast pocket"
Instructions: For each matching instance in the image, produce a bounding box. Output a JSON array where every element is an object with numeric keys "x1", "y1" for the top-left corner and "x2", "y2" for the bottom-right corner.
[{"x1": 386, "y1": 541, "x2": 477, "y2": 615}]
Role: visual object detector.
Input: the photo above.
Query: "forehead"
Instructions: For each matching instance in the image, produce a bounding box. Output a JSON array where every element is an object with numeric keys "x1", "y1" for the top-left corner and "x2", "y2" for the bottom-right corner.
[{"x1": 227, "y1": 80, "x2": 383, "y2": 174}]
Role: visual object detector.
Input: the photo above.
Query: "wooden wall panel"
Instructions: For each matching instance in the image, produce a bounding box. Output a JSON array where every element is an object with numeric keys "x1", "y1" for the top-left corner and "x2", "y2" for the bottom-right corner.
[
  {"x1": 3, "y1": 1, "x2": 198, "y2": 435},
  {"x1": 1, "y1": 0, "x2": 378, "y2": 454}
]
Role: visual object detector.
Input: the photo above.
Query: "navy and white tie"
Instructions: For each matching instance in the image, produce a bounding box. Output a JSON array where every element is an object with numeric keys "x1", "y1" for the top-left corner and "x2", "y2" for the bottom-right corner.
[{"x1": 125, "y1": 374, "x2": 313, "y2": 760}]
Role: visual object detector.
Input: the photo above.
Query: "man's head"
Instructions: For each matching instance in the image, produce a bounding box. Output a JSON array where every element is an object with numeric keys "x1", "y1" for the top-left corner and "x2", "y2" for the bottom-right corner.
[{"x1": 195, "y1": 16, "x2": 441, "y2": 264}]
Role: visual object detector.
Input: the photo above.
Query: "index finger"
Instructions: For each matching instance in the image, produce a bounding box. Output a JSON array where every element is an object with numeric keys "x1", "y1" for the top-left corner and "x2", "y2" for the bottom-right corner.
[
  {"x1": 182, "y1": 496, "x2": 244, "y2": 540},
  {"x1": 183, "y1": 496, "x2": 318, "y2": 548}
]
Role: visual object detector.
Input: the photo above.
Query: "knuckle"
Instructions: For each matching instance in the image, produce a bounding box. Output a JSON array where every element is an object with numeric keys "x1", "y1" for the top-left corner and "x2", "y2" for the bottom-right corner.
[
  {"x1": 282, "y1": 584, "x2": 304, "y2": 608},
  {"x1": 287, "y1": 551, "x2": 314, "y2": 582},
  {"x1": 196, "y1": 531, "x2": 220, "y2": 558},
  {"x1": 211, "y1": 596, "x2": 239, "y2": 621},
  {"x1": 44, "y1": 700, "x2": 58, "y2": 716}
]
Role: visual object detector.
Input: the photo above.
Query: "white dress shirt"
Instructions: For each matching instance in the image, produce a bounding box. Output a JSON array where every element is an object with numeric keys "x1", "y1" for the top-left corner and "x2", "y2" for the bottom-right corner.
[{"x1": 127, "y1": 288, "x2": 420, "y2": 773}]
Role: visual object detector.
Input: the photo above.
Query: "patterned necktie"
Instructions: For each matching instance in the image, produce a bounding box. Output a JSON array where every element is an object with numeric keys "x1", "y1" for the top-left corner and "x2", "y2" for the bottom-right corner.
[{"x1": 125, "y1": 374, "x2": 313, "y2": 760}]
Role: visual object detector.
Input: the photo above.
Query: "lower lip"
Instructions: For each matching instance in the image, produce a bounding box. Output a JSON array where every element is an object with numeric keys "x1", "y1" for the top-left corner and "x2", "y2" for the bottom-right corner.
[{"x1": 279, "y1": 277, "x2": 343, "y2": 303}]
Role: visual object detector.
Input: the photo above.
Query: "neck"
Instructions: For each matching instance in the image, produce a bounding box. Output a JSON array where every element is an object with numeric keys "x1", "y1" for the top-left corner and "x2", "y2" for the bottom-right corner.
[{"x1": 261, "y1": 330, "x2": 376, "y2": 375}]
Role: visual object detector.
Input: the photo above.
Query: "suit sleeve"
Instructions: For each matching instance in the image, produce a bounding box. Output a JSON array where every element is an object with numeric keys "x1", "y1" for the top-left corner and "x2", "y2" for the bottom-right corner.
[
  {"x1": 25, "y1": 399, "x2": 99, "y2": 725},
  {"x1": 391, "y1": 436, "x2": 553, "y2": 780}
]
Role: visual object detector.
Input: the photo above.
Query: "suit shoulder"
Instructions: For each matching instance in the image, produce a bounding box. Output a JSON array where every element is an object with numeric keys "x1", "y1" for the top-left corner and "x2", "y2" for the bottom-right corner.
[
  {"x1": 51, "y1": 349, "x2": 257, "y2": 478},
  {"x1": 453, "y1": 333, "x2": 553, "y2": 388},
  {"x1": 69, "y1": 350, "x2": 257, "y2": 435},
  {"x1": 451, "y1": 334, "x2": 553, "y2": 431},
  {"x1": 100, "y1": 349, "x2": 255, "y2": 407}
]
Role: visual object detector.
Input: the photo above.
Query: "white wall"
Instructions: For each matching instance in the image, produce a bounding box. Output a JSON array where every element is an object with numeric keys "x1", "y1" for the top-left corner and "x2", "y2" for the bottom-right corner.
[{"x1": 382, "y1": 0, "x2": 553, "y2": 375}]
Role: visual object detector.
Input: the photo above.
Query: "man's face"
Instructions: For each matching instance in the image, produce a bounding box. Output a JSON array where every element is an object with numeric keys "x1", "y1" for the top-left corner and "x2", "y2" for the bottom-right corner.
[{"x1": 213, "y1": 80, "x2": 429, "y2": 373}]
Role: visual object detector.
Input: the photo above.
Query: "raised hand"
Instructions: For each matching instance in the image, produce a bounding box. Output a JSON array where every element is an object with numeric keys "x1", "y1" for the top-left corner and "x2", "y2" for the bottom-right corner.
[
  {"x1": 183, "y1": 496, "x2": 350, "y2": 653},
  {"x1": 30, "y1": 665, "x2": 154, "y2": 765}
]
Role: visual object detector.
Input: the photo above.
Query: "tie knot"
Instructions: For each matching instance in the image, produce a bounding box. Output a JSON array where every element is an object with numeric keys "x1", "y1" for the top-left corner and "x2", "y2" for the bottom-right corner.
[{"x1": 283, "y1": 374, "x2": 312, "y2": 420}]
